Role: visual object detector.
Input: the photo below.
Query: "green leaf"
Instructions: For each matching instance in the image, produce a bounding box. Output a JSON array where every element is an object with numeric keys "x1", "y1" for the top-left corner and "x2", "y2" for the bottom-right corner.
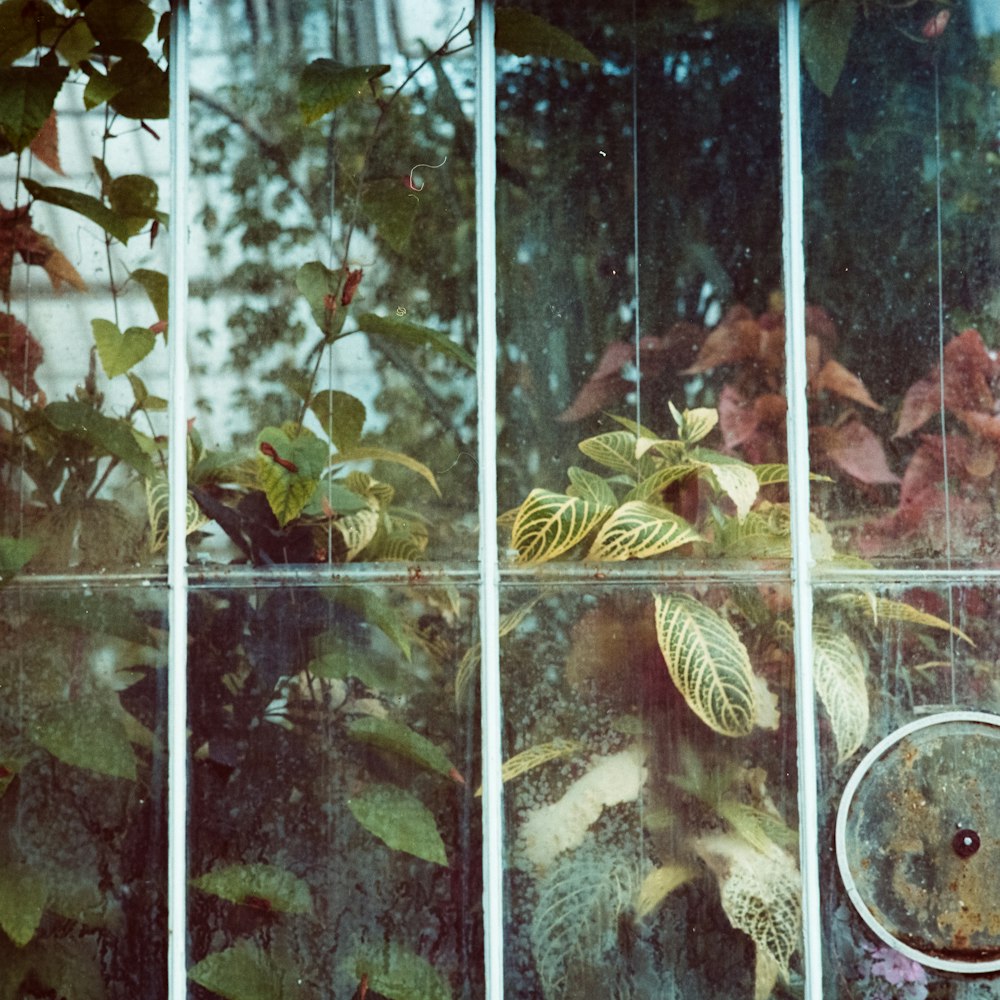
[
  {"x1": 107, "y1": 56, "x2": 169, "y2": 119},
  {"x1": 669, "y1": 402, "x2": 718, "y2": 446},
  {"x1": 23, "y1": 179, "x2": 135, "y2": 243},
  {"x1": 130, "y1": 268, "x2": 168, "y2": 322},
  {"x1": 32, "y1": 699, "x2": 138, "y2": 780},
  {"x1": 256, "y1": 424, "x2": 327, "y2": 526},
  {"x1": 309, "y1": 389, "x2": 365, "y2": 451},
  {"x1": 802, "y1": 0, "x2": 855, "y2": 98},
  {"x1": 753, "y1": 464, "x2": 833, "y2": 486},
  {"x1": 108, "y1": 173, "x2": 160, "y2": 231},
  {"x1": 578, "y1": 430, "x2": 650, "y2": 477},
  {"x1": 0, "y1": 65, "x2": 68, "y2": 151},
  {"x1": 586, "y1": 501, "x2": 702, "y2": 561},
  {"x1": 827, "y1": 593, "x2": 974, "y2": 646},
  {"x1": 189, "y1": 940, "x2": 306, "y2": 1000},
  {"x1": 495, "y1": 7, "x2": 597, "y2": 63},
  {"x1": 32, "y1": 591, "x2": 158, "y2": 646},
  {"x1": 689, "y1": 448, "x2": 759, "y2": 519},
  {"x1": 628, "y1": 463, "x2": 696, "y2": 502},
  {"x1": 299, "y1": 59, "x2": 390, "y2": 124},
  {"x1": 92, "y1": 318, "x2": 155, "y2": 378},
  {"x1": 45, "y1": 400, "x2": 156, "y2": 478},
  {"x1": 329, "y1": 587, "x2": 411, "y2": 660},
  {"x1": 0, "y1": 1, "x2": 63, "y2": 66},
  {"x1": 347, "y1": 783, "x2": 447, "y2": 865},
  {"x1": 0, "y1": 535, "x2": 39, "y2": 585},
  {"x1": 362, "y1": 177, "x2": 419, "y2": 252},
  {"x1": 354, "y1": 312, "x2": 474, "y2": 371},
  {"x1": 813, "y1": 619, "x2": 869, "y2": 764},
  {"x1": 295, "y1": 260, "x2": 346, "y2": 338},
  {"x1": 654, "y1": 592, "x2": 758, "y2": 737},
  {"x1": 565, "y1": 466, "x2": 617, "y2": 506},
  {"x1": 333, "y1": 444, "x2": 441, "y2": 497},
  {"x1": 350, "y1": 942, "x2": 452, "y2": 1000},
  {"x1": 83, "y1": 0, "x2": 154, "y2": 44},
  {"x1": 306, "y1": 642, "x2": 417, "y2": 694},
  {"x1": 348, "y1": 717, "x2": 460, "y2": 781},
  {"x1": 510, "y1": 488, "x2": 613, "y2": 564},
  {"x1": 190, "y1": 864, "x2": 312, "y2": 914},
  {"x1": 0, "y1": 863, "x2": 47, "y2": 947}
]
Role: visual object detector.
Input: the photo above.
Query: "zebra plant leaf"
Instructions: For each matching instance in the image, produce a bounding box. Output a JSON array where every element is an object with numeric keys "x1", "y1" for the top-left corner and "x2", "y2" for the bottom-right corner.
[
  {"x1": 577, "y1": 430, "x2": 648, "y2": 477},
  {"x1": 510, "y1": 489, "x2": 611, "y2": 564},
  {"x1": 586, "y1": 501, "x2": 702, "y2": 561},
  {"x1": 689, "y1": 449, "x2": 759, "y2": 519},
  {"x1": 813, "y1": 620, "x2": 869, "y2": 763},
  {"x1": 828, "y1": 593, "x2": 974, "y2": 646},
  {"x1": 654, "y1": 593, "x2": 758, "y2": 736},
  {"x1": 566, "y1": 465, "x2": 617, "y2": 506}
]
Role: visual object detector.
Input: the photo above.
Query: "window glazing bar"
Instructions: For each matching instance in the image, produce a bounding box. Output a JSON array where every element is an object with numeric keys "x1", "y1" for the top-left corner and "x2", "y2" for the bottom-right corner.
[
  {"x1": 474, "y1": 2, "x2": 504, "y2": 998},
  {"x1": 780, "y1": 1, "x2": 823, "y2": 995},
  {"x1": 167, "y1": 2, "x2": 191, "y2": 997}
]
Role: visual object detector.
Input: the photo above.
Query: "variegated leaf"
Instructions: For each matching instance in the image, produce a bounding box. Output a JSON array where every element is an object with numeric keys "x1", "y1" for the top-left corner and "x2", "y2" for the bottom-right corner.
[
  {"x1": 671, "y1": 402, "x2": 718, "y2": 446},
  {"x1": 586, "y1": 501, "x2": 701, "y2": 561},
  {"x1": 690, "y1": 449, "x2": 758, "y2": 519},
  {"x1": 332, "y1": 508, "x2": 380, "y2": 560},
  {"x1": 654, "y1": 593, "x2": 758, "y2": 736},
  {"x1": 696, "y1": 834, "x2": 801, "y2": 981},
  {"x1": 627, "y1": 462, "x2": 695, "y2": 502},
  {"x1": 634, "y1": 863, "x2": 697, "y2": 919},
  {"x1": 828, "y1": 593, "x2": 974, "y2": 646},
  {"x1": 566, "y1": 465, "x2": 617, "y2": 506},
  {"x1": 475, "y1": 738, "x2": 584, "y2": 796},
  {"x1": 813, "y1": 620, "x2": 869, "y2": 763},
  {"x1": 753, "y1": 463, "x2": 834, "y2": 486},
  {"x1": 145, "y1": 477, "x2": 209, "y2": 553},
  {"x1": 578, "y1": 430, "x2": 646, "y2": 477},
  {"x1": 510, "y1": 489, "x2": 612, "y2": 564},
  {"x1": 634, "y1": 435, "x2": 686, "y2": 463}
]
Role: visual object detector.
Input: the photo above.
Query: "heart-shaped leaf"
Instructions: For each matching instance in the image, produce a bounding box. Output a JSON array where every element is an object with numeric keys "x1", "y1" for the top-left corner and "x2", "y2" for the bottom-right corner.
[
  {"x1": 189, "y1": 940, "x2": 306, "y2": 1000},
  {"x1": 92, "y1": 318, "x2": 155, "y2": 377},
  {"x1": 349, "y1": 942, "x2": 452, "y2": 1000},
  {"x1": 309, "y1": 389, "x2": 365, "y2": 451},
  {"x1": 296, "y1": 260, "x2": 347, "y2": 338},
  {"x1": 362, "y1": 178, "x2": 419, "y2": 251},
  {"x1": 495, "y1": 8, "x2": 597, "y2": 63},
  {"x1": 0, "y1": 65, "x2": 68, "y2": 152},
  {"x1": 299, "y1": 59, "x2": 390, "y2": 124}
]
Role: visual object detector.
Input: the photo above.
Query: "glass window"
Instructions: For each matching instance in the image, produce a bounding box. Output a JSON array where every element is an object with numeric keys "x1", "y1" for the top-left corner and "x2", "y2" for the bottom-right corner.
[{"x1": 2, "y1": 2, "x2": 999, "y2": 998}]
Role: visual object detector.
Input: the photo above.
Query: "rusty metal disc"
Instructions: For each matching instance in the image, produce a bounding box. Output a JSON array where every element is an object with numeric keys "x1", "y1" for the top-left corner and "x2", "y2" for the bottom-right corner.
[{"x1": 836, "y1": 711, "x2": 1000, "y2": 974}]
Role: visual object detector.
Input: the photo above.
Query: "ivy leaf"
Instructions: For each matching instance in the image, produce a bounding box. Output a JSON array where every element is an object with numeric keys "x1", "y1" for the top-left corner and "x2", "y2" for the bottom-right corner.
[
  {"x1": 309, "y1": 389, "x2": 365, "y2": 451},
  {"x1": 586, "y1": 501, "x2": 702, "y2": 561},
  {"x1": 0, "y1": 862, "x2": 47, "y2": 947},
  {"x1": 256, "y1": 424, "x2": 327, "y2": 526},
  {"x1": 45, "y1": 400, "x2": 156, "y2": 478},
  {"x1": 299, "y1": 59, "x2": 390, "y2": 124},
  {"x1": 349, "y1": 717, "x2": 462, "y2": 782},
  {"x1": 189, "y1": 940, "x2": 307, "y2": 1000},
  {"x1": 654, "y1": 592, "x2": 758, "y2": 737},
  {"x1": 510, "y1": 488, "x2": 613, "y2": 564},
  {"x1": 23, "y1": 179, "x2": 135, "y2": 243},
  {"x1": 362, "y1": 177, "x2": 419, "y2": 252},
  {"x1": 0, "y1": 535, "x2": 39, "y2": 585},
  {"x1": 32, "y1": 699, "x2": 138, "y2": 780},
  {"x1": 813, "y1": 620, "x2": 869, "y2": 764},
  {"x1": 349, "y1": 941, "x2": 452, "y2": 1000},
  {"x1": 354, "y1": 312, "x2": 474, "y2": 371},
  {"x1": 0, "y1": 65, "x2": 68, "y2": 152},
  {"x1": 347, "y1": 783, "x2": 448, "y2": 866},
  {"x1": 92, "y1": 318, "x2": 155, "y2": 378},
  {"x1": 190, "y1": 864, "x2": 312, "y2": 914},
  {"x1": 802, "y1": 0, "x2": 855, "y2": 98},
  {"x1": 495, "y1": 7, "x2": 597, "y2": 63}
]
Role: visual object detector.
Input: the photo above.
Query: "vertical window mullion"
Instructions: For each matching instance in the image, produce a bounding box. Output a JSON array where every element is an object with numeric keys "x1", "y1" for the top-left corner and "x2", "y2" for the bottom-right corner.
[
  {"x1": 780, "y1": 1, "x2": 823, "y2": 995},
  {"x1": 167, "y1": 3, "x2": 191, "y2": 998},
  {"x1": 474, "y1": 3, "x2": 504, "y2": 999}
]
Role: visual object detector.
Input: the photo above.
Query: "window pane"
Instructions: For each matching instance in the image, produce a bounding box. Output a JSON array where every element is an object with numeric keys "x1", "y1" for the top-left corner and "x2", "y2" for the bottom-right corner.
[
  {"x1": 1, "y1": 4, "x2": 171, "y2": 573},
  {"x1": 804, "y1": 4, "x2": 1000, "y2": 565},
  {"x1": 500, "y1": 578, "x2": 800, "y2": 997},
  {"x1": 188, "y1": 0, "x2": 478, "y2": 567},
  {"x1": 0, "y1": 585, "x2": 168, "y2": 996},
  {"x1": 186, "y1": 579, "x2": 483, "y2": 997}
]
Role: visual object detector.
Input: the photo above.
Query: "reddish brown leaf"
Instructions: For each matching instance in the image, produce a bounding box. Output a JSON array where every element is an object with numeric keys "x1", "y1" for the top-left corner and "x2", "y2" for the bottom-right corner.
[
  {"x1": 41, "y1": 241, "x2": 86, "y2": 292},
  {"x1": 956, "y1": 409, "x2": 1000, "y2": 443},
  {"x1": 813, "y1": 418, "x2": 899, "y2": 484},
  {"x1": 922, "y1": 9, "x2": 950, "y2": 38},
  {"x1": 812, "y1": 358, "x2": 883, "y2": 410},
  {"x1": 28, "y1": 110, "x2": 63, "y2": 175},
  {"x1": 683, "y1": 317, "x2": 760, "y2": 373},
  {"x1": 0, "y1": 313, "x2": 45, "y2": 396}
]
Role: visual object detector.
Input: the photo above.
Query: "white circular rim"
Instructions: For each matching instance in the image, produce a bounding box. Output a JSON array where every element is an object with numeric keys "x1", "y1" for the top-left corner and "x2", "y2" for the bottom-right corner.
[{"x1": 836, "y1": 710, "x2": 1000, "y2": 974}]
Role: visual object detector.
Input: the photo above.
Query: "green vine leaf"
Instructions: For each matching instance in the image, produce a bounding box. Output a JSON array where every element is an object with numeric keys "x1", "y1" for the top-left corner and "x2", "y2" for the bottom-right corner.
[
  {"x1": 309, "y1": 389, "x2": 365, "y2": 451},
  {"x1": 347, "y1": 783, "x2": 448, "y2": 866},
  {"x1": 256, "y1": 424, "x2": 327, "y2": 526},
  {"x1": 348, "y1": 717, "x2": 462, "y2": 783},
  {"x1": 92, "y1": 318, "x2": 155, "y2": 378},
  {"x1": 189, "y1": 939, "x2": 307, "y2": 1000},
  {"x1": 190, "y1": 864, "x2": 312, "y2": 914},
  {"x1": 0, "y1": 535, "x2": 39, "y2": 586},
  {"x1": 23, "y1": 179, "x2": 136, "y2": 243},
  {"x1": 130, "y1": 268, "x2": 169, "y2": 322},
  {"x1": 349, "y1": 941, "x2": 452, "y2": 1000},
  {"x1": 0, "y1": 862, "x2": 47, "y2": 947},
  {"x1": 362, "y1": 177, "x2": 419, "y2": 252},
  {"x1": 295, "y1": 260, "x2": 347, "y2": 339},
  {"x1": 654, "y1": 592, "x2": 758, "y2": 737},
  {"x1": 32, "y1": 698, "x2": 138, "y2": 780},
  {"x1": 0, "y1": 64, "x2": 68, "y2": 152},
  {"x1": 802, "y1": 0, "x2": 855, "y2": 98},
  {"x1": 586, "y1": 501, "x2": 702, "y2": 561},
  {"x1": 299, "y1": 59, "x2": 391, "y2": 124},
  {"x1": 45, "y1": 400, "x2": 156, "y2": 478},
  {"x1": 83, "y1": 0, "x2": 155, "y2": 45},
  {"x1": 813, "y1": 620, "x2": 869, "y2": 764},
  {"x1": 354, "y1": 312, "x2": 474, "y2": 370},
  {"x1": 510, "y1": 488, "x2": 612, "y2": 564},
  {"x1": 495, "y1": 7, "x2": 597, "y2": 63}
]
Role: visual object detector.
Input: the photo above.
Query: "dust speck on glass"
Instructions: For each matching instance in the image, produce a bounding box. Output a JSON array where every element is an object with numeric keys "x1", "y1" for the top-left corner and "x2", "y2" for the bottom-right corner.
[{"x1": 1, "y1": 1, "x2": 998, "y2": 998}]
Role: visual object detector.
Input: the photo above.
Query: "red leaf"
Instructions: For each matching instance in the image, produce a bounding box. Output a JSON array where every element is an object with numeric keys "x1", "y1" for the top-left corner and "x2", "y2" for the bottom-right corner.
[
  {"x1": 0, "y1": 313, "x2": 44, "y2": 396},
  {"x1": 922, "y1": 9, "x2": 950, "y2": 39},
  {"x1": 813, "y1": 418, "x2": 899, "y2": 485},
  {"x1": 29, "y1": 109, "x2": 63, "y2": 175},
  {"x1": 811, "y1": 358, "x2": 883, "y2": 410}
]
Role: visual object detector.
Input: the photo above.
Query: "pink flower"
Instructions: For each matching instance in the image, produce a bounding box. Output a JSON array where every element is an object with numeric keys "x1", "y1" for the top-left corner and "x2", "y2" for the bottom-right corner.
[{"x1": 870, "y1": 945, "x2": 927, "y2": 986}]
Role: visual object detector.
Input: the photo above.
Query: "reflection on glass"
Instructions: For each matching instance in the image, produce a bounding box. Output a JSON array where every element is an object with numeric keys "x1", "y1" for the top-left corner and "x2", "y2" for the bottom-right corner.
[
  {"x1": 815, "y1": 581, "x2": 1000, "y2": 996},
  {"x1": 188, "y1": 0, "x2": 478, "y2": 566},
  {"x1": 1, "y1": 2, "x2": 171, "y2": 572},
  {"x1": 186, "y1": 581, "x2": 482, "y2": 998},
  {"x1": 500, "y1": 582, "x2": 799, "y2": 998},
  {"x1": 804, "y1": 4, "x2": 1000, "y2": 564},
  {"x1": 0, "y1": 586, "x2": 168, "y2": 996}
]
